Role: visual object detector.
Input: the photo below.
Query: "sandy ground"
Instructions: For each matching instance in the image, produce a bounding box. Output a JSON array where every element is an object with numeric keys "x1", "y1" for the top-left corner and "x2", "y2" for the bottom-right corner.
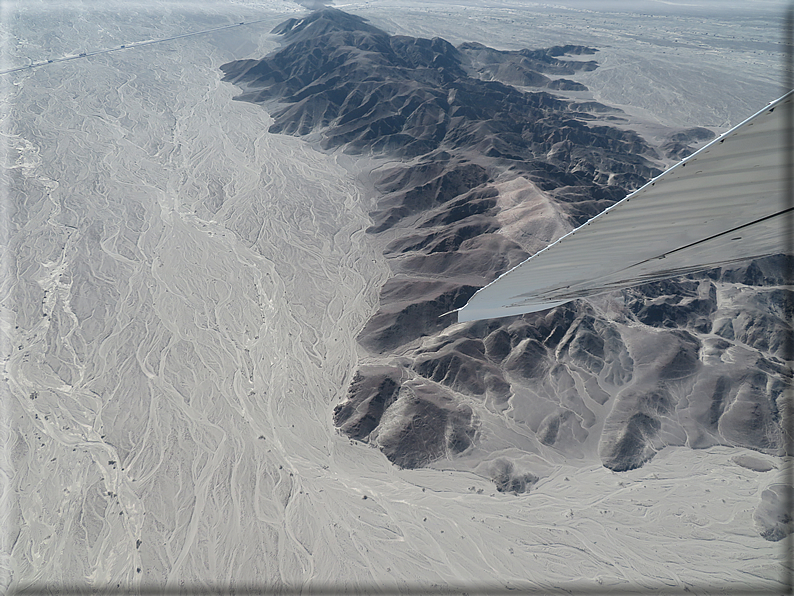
[{"x1": 0, "y1": 1, "x2": 788, "y2": 593}]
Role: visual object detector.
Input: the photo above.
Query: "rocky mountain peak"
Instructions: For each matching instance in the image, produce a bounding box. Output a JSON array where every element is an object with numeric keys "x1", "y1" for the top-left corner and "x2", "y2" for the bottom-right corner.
[{"x1": 270, "y1": 7, "x2": 386, "y2": 43}]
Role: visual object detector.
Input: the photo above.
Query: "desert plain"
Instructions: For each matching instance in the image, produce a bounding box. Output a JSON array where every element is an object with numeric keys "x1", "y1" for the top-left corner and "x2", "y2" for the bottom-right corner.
[{"x1": 0, "y1": 0, "x2": 790, "y2": 593}]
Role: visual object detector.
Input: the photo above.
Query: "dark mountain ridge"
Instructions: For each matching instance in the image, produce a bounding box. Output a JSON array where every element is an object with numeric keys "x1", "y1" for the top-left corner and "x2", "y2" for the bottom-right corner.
[
  {"x1": 221, "y1": 9, "x2": 789, "y2": 539},
  {"x1": 220, "y1": 8, "x2": 655, "y2": 199}
]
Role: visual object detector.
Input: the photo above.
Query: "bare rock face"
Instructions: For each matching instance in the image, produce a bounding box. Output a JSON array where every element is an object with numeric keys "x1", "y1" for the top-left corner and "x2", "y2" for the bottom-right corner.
[
  {"x1": 369, "y1": 162, "x2": 492, "y2": 233},
  {"x1": 458, "y1": 41, "x2": 597, "y2": 90},
  {"x1": 333, "y1": 366, "x2": 403, "y2": 441},
  {"x1": 221, "y1": 8, "x2": 789, "y2": 492},
  {"x1": 661, "y1": 127, "x2": 716, "y2": 160},
  {"x1": 369, "y1": 380, "x2": 478, "y2": 469},
  {"x1": 356, "y1": 280, "x2": 478, "y2": 353},
  {"x1": 754, "y1": 484, "x2": 793, "y2": 541}
]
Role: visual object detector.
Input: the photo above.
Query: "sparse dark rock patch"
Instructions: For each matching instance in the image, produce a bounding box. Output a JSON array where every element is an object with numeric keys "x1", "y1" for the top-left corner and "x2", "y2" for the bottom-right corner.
[{"x1": 487, "y1": 457, "x2": 539, "y2": 494}]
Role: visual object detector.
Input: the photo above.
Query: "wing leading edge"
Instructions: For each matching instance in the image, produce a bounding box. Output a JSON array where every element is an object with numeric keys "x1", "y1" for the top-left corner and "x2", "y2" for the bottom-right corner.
[{"x1": 457, "y1": 90, "x2": 794, "y2": 323}]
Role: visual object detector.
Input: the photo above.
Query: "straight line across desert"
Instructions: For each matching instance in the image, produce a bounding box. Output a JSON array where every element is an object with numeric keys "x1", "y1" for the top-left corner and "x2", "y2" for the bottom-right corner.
[{"x1": 2, "y1": 0, "x2": 791, "y2": 594}]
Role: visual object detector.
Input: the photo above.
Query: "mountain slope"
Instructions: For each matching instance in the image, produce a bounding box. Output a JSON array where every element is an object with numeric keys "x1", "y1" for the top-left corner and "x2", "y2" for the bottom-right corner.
[{"x1": 221, "y1": 9, "x2": 789, "y2": 517}]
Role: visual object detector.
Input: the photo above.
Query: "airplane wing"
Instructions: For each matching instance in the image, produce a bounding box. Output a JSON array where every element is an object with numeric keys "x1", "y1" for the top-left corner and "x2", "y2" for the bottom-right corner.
[{"x1": 457, "y1": 90, "x2": 793, "y2": 323}]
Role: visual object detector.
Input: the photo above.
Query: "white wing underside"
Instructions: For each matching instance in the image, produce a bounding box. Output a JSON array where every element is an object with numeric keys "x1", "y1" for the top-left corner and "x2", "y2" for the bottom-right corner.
[{"x1": 457, "y1": 90, "x2": 793, "y2": 323}]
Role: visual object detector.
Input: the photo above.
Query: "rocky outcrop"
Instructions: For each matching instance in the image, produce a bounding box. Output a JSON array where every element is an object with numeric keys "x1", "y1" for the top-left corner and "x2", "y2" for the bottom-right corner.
[
  {"x1": 333, "y1": 366, "x2": 403, "y2": 441},
  {"x1": 458, "y1": 41, "x2": 597, "y2": 90},
  {"x1": 368, "y1": 379, "x2": 478, "y2": 469},
  {"x1": 754, "y1": 484, "x2": 793, "y2": 541},
  {"x1": 661, "y1": 126, "x2": 716, "y2": 160},
  {"x1": 485, "y1": 457, "x2": 539, "y2": 494}
]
